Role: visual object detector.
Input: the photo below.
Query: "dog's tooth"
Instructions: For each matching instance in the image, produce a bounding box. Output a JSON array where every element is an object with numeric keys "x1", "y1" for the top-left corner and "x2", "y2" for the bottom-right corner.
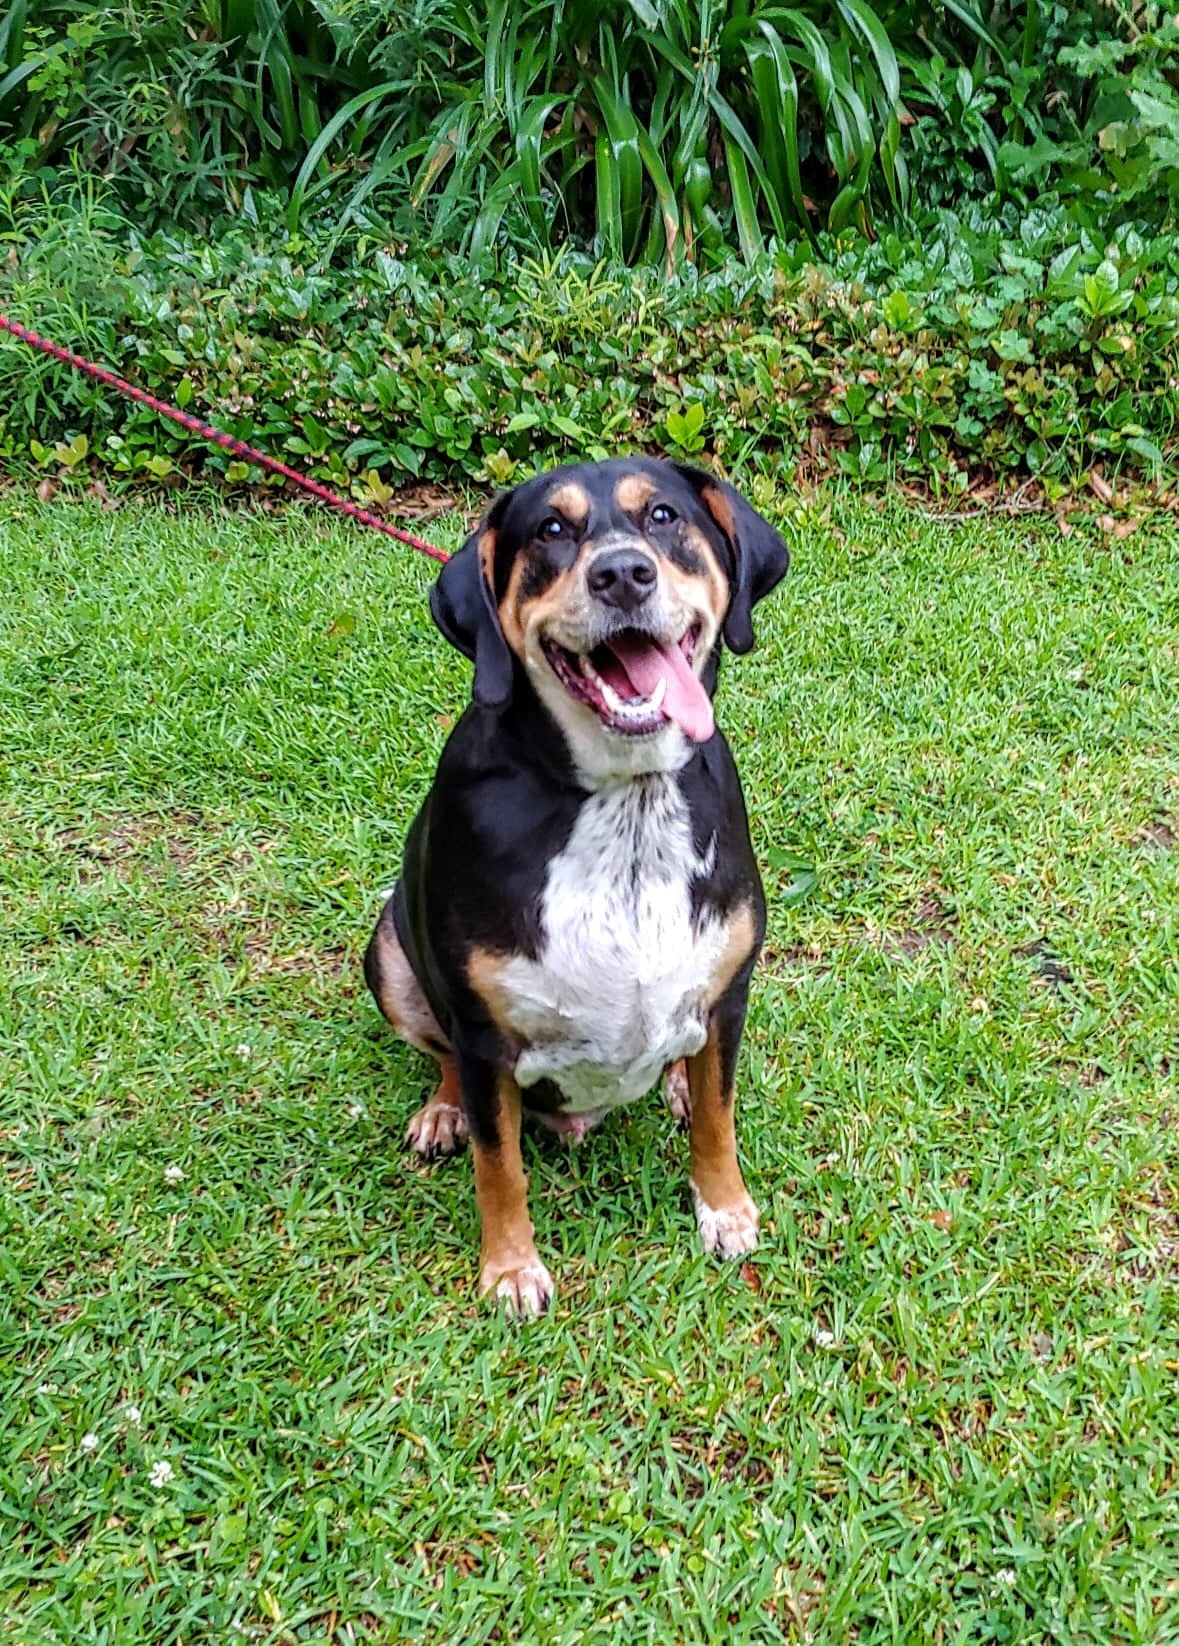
[
  {"x1": 599, "y1": 678, "x2": 624, "y2": 714},
  {"x1": 649, "y1": 677, "x2": 667, "y2": 711}
]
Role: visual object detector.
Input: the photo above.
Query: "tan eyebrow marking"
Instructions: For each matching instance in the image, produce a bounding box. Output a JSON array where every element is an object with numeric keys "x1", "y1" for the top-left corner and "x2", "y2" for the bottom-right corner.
[
  {"x1": 615, "y1": 473, "x2": 657, "y2": 514},
  {"x1": 546, "y1": 482, "x2": 590, "y2": 524}
]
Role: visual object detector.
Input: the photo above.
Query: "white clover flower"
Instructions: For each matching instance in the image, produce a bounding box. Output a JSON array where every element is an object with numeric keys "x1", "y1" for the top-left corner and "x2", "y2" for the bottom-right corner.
[
  {"x1": 149, "y1": 1459, "x2": 175, "y2": 1487},
  {"x1": 80, "y1": 1433, "x2": 99, "y2": 1452},
  {"x1": 348, "y1": 1102, "x2": 365, "y2": 1119},
  {"x1": 164, "y1": 1164, "x2": 185, "y2": 1184},
  {"x1": 236, "y1": 1043, "x2": 252, "y2": 1059},
  {"x1": 124, "y1": 1404, "x2": 142, "y2": 1425},
  {"x1": 813, "y1": 1327, "x2": 837, "y2": 1349},
  {"x1": 994, "y1": 1569, "x2": 1016, "y2": 1588}
]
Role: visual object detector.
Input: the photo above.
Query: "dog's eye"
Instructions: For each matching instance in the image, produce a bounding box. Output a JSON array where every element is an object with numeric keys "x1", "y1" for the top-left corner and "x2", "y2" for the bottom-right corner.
[
  {"x1": 650, "y1": 503, "x2": 677, "y2": 525},
  {"x1": 537, "y1": 516, "x2": 565, "y2": 541}
]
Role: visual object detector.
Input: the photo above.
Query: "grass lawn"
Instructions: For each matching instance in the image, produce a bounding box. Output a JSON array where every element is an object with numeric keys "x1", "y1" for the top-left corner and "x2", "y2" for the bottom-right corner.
[{"x1": 1, "y1": 490, "x2": 1177, "y2": 1645}]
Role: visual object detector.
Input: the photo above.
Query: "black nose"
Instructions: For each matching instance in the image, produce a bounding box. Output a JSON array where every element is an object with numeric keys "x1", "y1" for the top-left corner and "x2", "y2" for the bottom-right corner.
[{"x1": 586, "y1": 547, "x2": 658, "y2": 611}]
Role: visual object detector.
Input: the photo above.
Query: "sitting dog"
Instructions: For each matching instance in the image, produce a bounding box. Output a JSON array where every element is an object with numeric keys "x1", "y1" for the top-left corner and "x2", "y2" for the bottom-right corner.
[{"x1": 365, "y1": 458, "x2": 788, "y2": 1316}]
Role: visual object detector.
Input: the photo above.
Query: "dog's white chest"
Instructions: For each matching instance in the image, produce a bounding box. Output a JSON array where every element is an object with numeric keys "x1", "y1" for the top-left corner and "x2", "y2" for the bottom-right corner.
[{"x1": 496, "y1": 777, "x2": 723, "y2": 1110}]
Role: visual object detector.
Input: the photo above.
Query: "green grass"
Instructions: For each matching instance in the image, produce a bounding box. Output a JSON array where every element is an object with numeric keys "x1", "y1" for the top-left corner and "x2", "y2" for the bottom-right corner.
[{"x1": 1, "y1": 490, "x2": 1177, "y2": 1644}]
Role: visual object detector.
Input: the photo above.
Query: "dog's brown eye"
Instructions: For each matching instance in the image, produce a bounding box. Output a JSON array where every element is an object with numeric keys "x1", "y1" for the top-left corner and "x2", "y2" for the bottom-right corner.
[
  {"x1": 650, "y1": 503, "x2": 677, "y2": 525},
  {"x1": 538, "y1": 517, "x2": 565, "y2": 540}
]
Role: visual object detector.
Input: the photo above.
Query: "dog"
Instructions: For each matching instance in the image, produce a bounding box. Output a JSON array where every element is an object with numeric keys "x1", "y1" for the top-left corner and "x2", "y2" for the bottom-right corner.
[{"x1": 364, "y1": 457, "x2": 789, "y2": 1316}]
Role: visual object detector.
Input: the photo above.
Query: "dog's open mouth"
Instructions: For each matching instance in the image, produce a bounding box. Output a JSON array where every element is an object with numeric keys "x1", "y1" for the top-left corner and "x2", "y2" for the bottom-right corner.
[{"x1": 541, "y1": 624, "x2": 714, "y2": 742}]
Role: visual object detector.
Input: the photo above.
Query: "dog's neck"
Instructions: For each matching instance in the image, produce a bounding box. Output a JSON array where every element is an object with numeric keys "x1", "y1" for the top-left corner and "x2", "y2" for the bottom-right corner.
[{"x1": 488, "y1": 686, "x2": 695, "y2": 792}]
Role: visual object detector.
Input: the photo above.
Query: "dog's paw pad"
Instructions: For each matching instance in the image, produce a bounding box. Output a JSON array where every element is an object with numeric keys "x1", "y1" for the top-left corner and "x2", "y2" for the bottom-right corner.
[
  {"x1": 664, "y1": 1062, "x2": 691, "y2": 1128},
  {"x1": 406, "y1": 1100, "x2": 468, "y2": 1160},
  {"x1": 691, "y1": 1183, "x2": 760, "y2": 1259},
  {"x1": 479, "y1": 1257, "x2": 555, "y2": 1319}
]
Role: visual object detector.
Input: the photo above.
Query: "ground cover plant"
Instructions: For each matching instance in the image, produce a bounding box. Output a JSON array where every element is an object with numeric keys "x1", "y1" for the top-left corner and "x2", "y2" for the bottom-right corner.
[
  {"x1": 3, "y1": 194, "x2": 1177, "y2": 499},
  {"x1": 2, "y1": 491, "x2": 1176, "y2": 1642}
]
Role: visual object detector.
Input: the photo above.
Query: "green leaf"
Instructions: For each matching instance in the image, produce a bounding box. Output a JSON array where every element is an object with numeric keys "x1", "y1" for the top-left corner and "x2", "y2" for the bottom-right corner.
[
  {"x1": 835, "y1": 0, "x2": 900, "y2": 107},
  {"x1": 881, "y1": 290, "x2": 911, "y2": 327},
  {"x1": 591, "y1": 77, "x2": 646, "y2": 261},
  {"x1": 1123, "y1": 435, "x2": 1163, "y2": 470},
  {"x1": 764, "y1": 849, "x2": 818, "y2": 906},
  {"x1": 287, "y1": 79, "x2": 414, "y2": 229},
  {"x1": 993, "y1": 330, "x2": 1031, "y2": 362},
  {"x1": 722, "y1": 137, "x2": 764, "y2": 265}
]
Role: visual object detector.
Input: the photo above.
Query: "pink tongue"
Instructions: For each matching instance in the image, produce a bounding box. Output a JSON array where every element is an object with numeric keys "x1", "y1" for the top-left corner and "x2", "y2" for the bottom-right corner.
[{"x1": 606, "y1": 633, "x2": 714, "y2": 743}]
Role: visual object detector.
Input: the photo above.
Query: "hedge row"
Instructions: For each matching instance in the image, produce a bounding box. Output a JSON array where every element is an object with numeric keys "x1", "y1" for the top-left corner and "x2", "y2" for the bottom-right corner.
[{"x1": 2, "y1": 201, "x2": 1177, "y2": 498}]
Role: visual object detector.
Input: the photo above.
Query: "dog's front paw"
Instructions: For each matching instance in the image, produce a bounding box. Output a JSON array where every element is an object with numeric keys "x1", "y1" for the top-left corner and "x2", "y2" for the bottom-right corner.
[
  {"x1": 691, "y1": 1182, "x2": 760, "y2": 1259},
  {"x1": 406, "y1": 1097, "x2": 468, "y2": 1160},
  {"x1": 479, "y1": 1255, "x2": 555, "y2": 1319},
  {"x1": 663, "y1": 1060, "x2": 691, "y2": 1128}
]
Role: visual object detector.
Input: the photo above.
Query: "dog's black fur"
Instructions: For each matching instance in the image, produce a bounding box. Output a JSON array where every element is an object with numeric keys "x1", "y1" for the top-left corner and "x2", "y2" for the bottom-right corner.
[{"x1": 365, "y1": 458, "x2": 788, "y2": 1314}]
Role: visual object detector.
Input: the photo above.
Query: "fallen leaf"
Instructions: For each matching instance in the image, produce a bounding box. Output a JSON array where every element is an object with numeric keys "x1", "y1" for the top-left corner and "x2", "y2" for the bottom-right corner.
[
  {"x1": 929, "y1": 1209, "x2": 953, "y2": 1231},
  {"x1": 1088, "y1": 470, "x2": 1114, "y2": 504},
  {"x1": 36, "y1": 477, "x2": 57, "y2": 502},
  {"x1": 740, "y1": 1262, "x2": 762, "y2": 1293}
]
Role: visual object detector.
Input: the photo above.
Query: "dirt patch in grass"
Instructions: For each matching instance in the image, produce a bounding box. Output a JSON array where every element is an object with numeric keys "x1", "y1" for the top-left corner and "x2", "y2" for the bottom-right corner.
[
  {"x1": 761, "y1": 940, "x2": 830, "y2": 974},
  {"x1": 1137, "y1": 815, "x2": 1177, "y2": 850},
  {"x1": 1018, "y1": 937, "x2": 1075, "y2": 990},
  {"x1": 890, "y1": 893, "x2": 957, "y2": 956},
  {"x1": 242, "y1": 922, "x2": 352, "y2": 982},
  {"x1": 1116, "y1": 1169, "x2": 1179, "y2": 1279},
  {"x1": 55, "y1": 810, "x2": 211, "y2": 883}
]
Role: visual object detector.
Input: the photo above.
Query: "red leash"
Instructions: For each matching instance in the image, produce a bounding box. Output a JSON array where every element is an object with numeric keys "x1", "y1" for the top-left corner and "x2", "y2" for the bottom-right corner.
[{"x1": 0, "y1": 312, "x2": 450, "y2": 563}]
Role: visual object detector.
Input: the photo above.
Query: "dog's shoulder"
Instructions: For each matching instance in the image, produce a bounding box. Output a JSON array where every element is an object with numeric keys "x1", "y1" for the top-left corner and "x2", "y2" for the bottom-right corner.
[{"x1": 405, "y1": 703, "x2": 582, "y2": 959}]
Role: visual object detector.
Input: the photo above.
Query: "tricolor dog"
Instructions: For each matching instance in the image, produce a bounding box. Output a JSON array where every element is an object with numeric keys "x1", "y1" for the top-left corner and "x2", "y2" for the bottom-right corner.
[{"x1": 365, "y1": 458, "x2": 788, "y2": 1316}]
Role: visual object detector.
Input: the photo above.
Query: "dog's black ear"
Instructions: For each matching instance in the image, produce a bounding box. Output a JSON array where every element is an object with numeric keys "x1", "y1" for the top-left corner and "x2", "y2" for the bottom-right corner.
[
  {"x1": 429, "y1": 516, "x2": 514, "y2": 709},
  {"x1": 673, "y1": 464, "x2": 789, "y2": 654}
]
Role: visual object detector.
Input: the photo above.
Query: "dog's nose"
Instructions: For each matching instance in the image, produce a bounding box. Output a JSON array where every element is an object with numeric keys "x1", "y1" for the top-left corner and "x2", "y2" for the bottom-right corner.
[{"x1": 586, "y1": 547, "x2": 658, "y2": 612}]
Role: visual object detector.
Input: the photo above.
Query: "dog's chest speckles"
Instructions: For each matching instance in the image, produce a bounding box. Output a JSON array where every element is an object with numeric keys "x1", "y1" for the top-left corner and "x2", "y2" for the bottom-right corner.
[{"x1": 497, "y1": 776, "x2": 722, "y2": 1110}]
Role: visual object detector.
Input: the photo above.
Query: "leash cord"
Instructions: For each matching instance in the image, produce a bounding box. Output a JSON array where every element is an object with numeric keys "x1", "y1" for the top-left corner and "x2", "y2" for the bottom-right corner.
[{"x1": 0, "y1": 312, "x2": 451, "y2": 563}]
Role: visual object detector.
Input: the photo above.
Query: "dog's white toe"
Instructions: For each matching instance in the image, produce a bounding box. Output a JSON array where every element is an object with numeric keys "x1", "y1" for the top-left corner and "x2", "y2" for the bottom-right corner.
[
  {"x1": 692, "y1": 1182, "x2": 760, "y2": 1259},
  {"x1": 480, "y1": 1257, "x2": 555, "y2": 1319},
  {"x1": 406, "y1": 1100, "x2": 468, "y2": 1159}
]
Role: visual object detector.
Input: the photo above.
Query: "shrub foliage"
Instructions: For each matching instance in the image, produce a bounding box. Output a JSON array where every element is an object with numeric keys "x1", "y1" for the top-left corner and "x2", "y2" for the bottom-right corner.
[
  {"x1": 1, "y1": 2, "x2": 1176, "y2": 261},
  {"x1": 2, "y1": 196, "x2": 1175, "y2": 493}
]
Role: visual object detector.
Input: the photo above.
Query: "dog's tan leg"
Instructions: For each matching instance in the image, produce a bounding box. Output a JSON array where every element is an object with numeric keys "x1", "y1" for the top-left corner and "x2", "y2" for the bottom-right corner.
[
  {"x1": 365, "y1": 901, "x2": 469, "y2": 1158},
  {"x1": 472, "y1": 1073, "x2": 553, "y2": 1318},
  {"x1": 686, "y1": 1027, "x2": 759, "y2": 1259},
  {"x1": 366, "y1": 902, "x2": 448, "y2": 1054}
]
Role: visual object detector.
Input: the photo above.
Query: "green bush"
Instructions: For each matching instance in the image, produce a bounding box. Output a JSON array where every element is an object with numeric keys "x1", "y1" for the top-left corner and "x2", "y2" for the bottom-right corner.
[
  {"x1": 1, "y1": 2, "x2": 1174, "y2": 264},
  {"x1": 998, "y1": 10, "x2": 1179, "y2": 230},
  {"x1": 2, "y1": 191, "x2": 1175, "y2": 493}
]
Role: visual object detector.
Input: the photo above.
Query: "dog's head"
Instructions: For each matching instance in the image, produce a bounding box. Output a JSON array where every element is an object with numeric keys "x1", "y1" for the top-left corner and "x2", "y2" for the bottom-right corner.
[{"x1": 431, "y1": 458, "x2": 788, "y2": 776}]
